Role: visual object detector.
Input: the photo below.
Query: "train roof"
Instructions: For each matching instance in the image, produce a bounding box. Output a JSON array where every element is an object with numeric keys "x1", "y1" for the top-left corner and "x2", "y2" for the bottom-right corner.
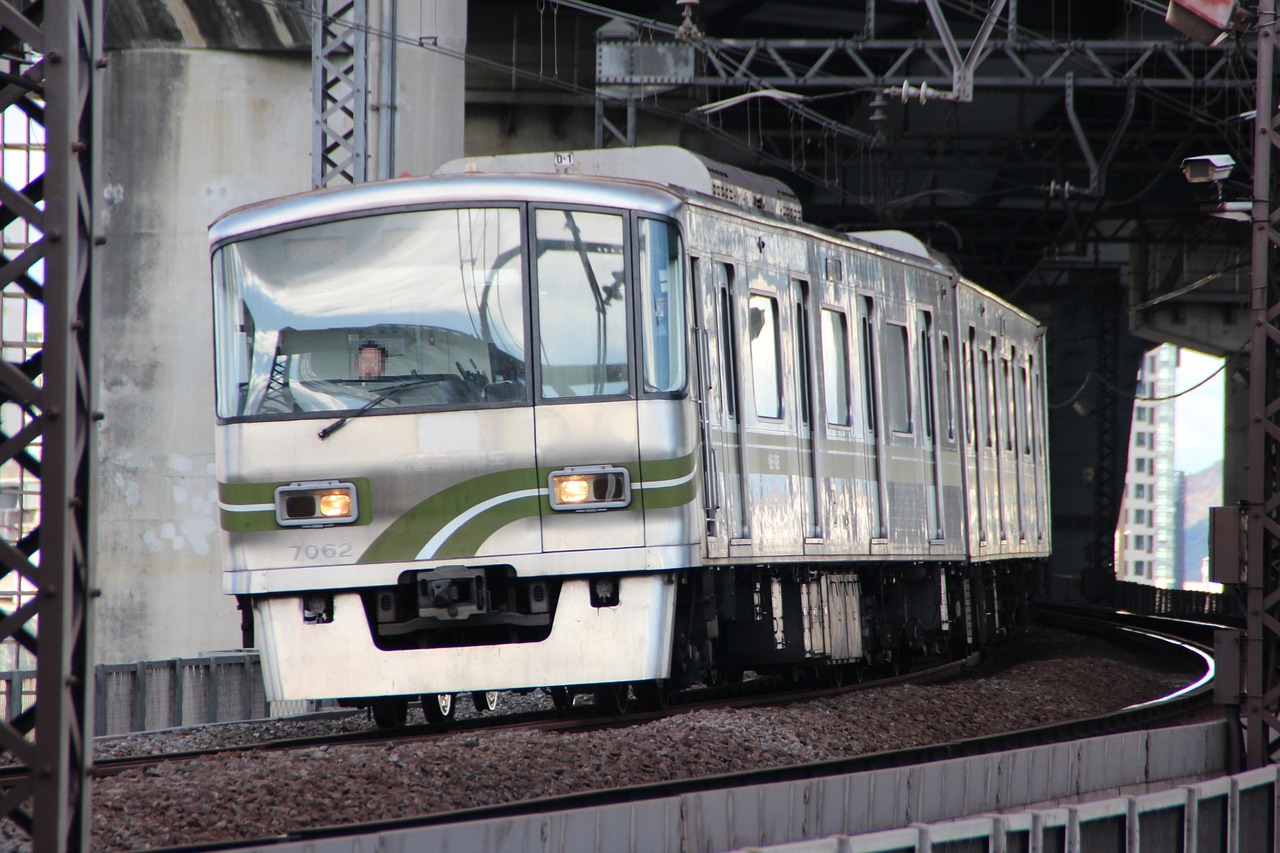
[
  {"x1": 436, "y1": 146, "x2": 803, "y2": 222},
  {"x1": 208, "y1": 172, "x2": 684, "y2": 245}
]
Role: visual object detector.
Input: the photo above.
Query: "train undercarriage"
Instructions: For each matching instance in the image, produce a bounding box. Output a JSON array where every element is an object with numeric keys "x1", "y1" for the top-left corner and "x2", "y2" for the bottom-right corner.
[{"x1": 329, "y1": 559, "x2": 1038, "y2": 727}]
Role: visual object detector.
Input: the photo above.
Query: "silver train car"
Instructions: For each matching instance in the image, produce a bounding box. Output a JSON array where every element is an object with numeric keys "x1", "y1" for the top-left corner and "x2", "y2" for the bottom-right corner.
[{"x1": 209, "y1": 146, "x2": 1049, "y2": 725}]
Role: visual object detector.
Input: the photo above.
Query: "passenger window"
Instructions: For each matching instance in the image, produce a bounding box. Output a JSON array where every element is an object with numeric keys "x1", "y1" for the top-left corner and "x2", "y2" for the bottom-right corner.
[
  {"x1": 1002, "y1": 355, "x2": 1014, "y2": 452},
  {"x1": 749, "y1": 293, "x2": 783, "y2": 419},
  {"x1": 1020, "y1": 363, "x2": 1032, "y2": 455},
  {"x1": 940, "y1": 334, "x2": 955, "y2": 442},
  {"x1": 916, "y1": 311, "x2": 935, "y2": 441},
  {"x1": 859, "y1": 298, "x2": 879, "y2": 437},
  {"x1": 884, "y1": 323, "x2": 912, "y2": 433},
  {"x1": 534, "y1": 208, "x2": 628, "y2": 398},
  {"x1": 979, "y1": 347, "x2": 993, "y2": 448},
  {"x1": 638, "y1": 218, "x2": 685, "y2": 393},
  {"x1": 821, "y1": 308, "x2": 851, "y2": 426},
  {"x1": 716, "y1": 265, "x2": 739, "y2": 420}
]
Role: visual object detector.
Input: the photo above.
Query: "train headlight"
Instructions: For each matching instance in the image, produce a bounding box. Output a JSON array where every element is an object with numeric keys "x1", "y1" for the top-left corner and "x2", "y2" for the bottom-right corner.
[
  {"x1": 318, "y1": 492, "x2": 352, "y2": 518},
  {"x1": 555, "y1": 475, "x2": 591, "y2": 505},
  {"x1": 548, "y1": 466, "x2": 631, "y2": 512},
  {"x1": 275, "y1": 481, "x2": 359, "y2": 527}
]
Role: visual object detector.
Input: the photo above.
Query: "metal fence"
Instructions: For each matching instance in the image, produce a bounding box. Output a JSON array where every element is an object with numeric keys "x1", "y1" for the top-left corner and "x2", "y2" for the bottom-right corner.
[
  {"x1": 1115, "y1": 580, "x2": 1241, "y2": 622},
  {"x1": 757, "y1": 763, "x2": 1279, "y2": 853},
  {"x1": 1, "y1": 651, "x2": 315, "y2": 737}
]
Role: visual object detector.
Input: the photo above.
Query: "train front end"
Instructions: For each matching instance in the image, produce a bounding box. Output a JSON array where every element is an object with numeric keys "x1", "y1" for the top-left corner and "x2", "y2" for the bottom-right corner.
[{"x1": 209, "y1": 175, "x2": 699, "y2": 706}]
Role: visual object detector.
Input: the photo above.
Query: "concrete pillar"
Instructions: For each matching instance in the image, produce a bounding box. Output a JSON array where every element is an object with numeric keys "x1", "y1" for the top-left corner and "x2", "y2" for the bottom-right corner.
[
  {"x1": 369, "y1": 0, "x2": 467, "y2": 178},
  {"x1": 96, "y1": 49, "x2": 312, "y2": 663},
  {"x1": 95, "y1": 1, "x2": 466, "y2": 666}
]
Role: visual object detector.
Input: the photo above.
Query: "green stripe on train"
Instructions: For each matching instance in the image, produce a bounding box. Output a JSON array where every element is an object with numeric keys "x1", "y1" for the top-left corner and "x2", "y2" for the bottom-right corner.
[{"x1": 360, "y1": 451, "x2": 698, "y2": 563}]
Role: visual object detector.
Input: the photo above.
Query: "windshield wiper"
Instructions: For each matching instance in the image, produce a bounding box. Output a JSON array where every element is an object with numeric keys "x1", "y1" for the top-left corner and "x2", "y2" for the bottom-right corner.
[{"x1": 317, "y1": 377, "x2": 443, "y2": 440}]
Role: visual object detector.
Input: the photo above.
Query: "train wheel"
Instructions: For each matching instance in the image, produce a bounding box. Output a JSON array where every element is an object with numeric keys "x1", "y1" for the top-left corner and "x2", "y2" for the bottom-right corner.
[
  {"x1": 471, "y1": 690, "x2": 500, "y2": 713},
  {"x1": 549, "y1": 686, "x2": 574, "y2": 709},
  {"x1": 634, "y1": 679, "x2": 670, "y2": 711},
  {"x1": 422, "y1": 692, "x2": 455, "y2": 723},
  {"x1": 593, "y1": 682, "x2": 631, "y2": 715},
  {"x1": 371, "y1": 698, "x2": 408, "y2": 729}
]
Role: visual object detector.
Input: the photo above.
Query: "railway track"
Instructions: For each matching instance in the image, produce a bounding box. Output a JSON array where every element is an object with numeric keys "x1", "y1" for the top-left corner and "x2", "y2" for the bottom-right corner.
[
  {"x1": 0, "y1": 654, "x2": 975, "y2": 786},
  {"x1": 52, "y1": 609, "x2": 1218, "y2": 852}
]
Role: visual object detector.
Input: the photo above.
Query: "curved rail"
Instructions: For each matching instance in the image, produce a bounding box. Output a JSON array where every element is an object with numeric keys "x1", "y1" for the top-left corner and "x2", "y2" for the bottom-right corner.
[{"x1": 108, "y1": 610, "x2": 1215, "y2": 852}]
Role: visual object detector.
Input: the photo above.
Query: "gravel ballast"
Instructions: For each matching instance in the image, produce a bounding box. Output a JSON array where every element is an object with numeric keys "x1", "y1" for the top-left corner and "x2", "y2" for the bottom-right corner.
[{"x1": 8, "y1": 630, "x2": 1212, "y2": 851}]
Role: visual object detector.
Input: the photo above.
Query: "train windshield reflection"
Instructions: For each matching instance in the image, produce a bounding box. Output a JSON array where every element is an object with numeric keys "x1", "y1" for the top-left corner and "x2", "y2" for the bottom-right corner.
[{"x1": 212, "y1": 207, "x2": 527, "y2": 418}]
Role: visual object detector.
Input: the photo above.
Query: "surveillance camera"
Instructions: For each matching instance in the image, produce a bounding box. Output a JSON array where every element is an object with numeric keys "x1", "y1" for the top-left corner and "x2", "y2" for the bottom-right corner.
[{"x1": 1181, "y1": 154, "x2": 1236, "y2": 184}]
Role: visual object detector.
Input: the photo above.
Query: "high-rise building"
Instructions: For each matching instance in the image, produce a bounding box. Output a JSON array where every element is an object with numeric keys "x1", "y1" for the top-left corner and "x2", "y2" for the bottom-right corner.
[{"x1": 1115, "y1": 344, "x2": 1178, "y2": 587}]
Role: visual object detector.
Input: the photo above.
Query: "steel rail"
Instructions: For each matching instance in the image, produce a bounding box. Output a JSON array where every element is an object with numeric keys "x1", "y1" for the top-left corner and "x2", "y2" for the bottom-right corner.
[{"x1": 88, "y1": 614, "x2": 1211, "y2": 852}]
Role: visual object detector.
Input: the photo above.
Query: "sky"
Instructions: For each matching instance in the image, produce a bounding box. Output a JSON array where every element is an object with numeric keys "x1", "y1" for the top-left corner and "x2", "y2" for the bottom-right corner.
[{"x1": 1173, "y1": 349, "x2": 1225, "y2": 474}]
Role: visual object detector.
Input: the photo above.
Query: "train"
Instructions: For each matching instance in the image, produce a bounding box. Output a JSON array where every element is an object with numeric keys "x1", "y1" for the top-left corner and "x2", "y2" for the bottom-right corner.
[{"x1": 209, "y1": 146, "x2": 1050, "y2": 726}]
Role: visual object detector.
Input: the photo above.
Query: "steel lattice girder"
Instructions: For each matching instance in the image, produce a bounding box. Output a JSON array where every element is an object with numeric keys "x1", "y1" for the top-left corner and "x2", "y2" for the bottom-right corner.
[
  {"x1": 595, "y1": 36, "x2": 1253, "y2": 94},
  {"x1": 0, "y1": 0, "x2": 99, "y2": 847},
  {"x1": 312, "y1": 0, "x2": 367, "y2": 188}
]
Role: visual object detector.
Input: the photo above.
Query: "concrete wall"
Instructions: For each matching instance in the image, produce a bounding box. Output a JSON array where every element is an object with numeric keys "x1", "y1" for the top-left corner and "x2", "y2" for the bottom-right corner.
[{"x1": 95, "y1": 0, "x2": 467, "y2": 665}]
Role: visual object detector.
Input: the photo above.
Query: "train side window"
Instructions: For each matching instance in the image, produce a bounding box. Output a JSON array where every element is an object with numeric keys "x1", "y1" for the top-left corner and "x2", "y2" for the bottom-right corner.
[
  {"x1": 940, "y1": 334, "x2": 955, "y2": 442},
  {"x1": 916, "y1": 311, "x2": 935, "y2": 441},
  {"x1": 1002, "y1": 355, "x2": 1014, "y2": 452},
  {"x1": 638, "y1": 218, "x2": 686, "y2": 394},
  {"x1": 821, "y1": 308, "x2": 851, "y2": 426},
  {"x1": 884, "y1": 322, "x2": 912, "y2": 433},
  {"x1": 964, "y1": 330, "x2": 976, "y2": 446},
  {"x1": 1020, "y1": 363, "x2": 1032, "y2": 455},
  {"x1": 716, "y1": 265, "x2": 740, "y2": 420},
  {"x1": 749, "y1": 293, "x2": 783, "y2": 419},
  {"x1": 979, "y1": 346, "x2": 993, "y2": 448},
  {"x1": 795, "y1": 281, "x2": 813, "y2": 428},
  {"x1": 858, "y1": 297, "x2": 879, "y2": 437},
  {"x1": 534, "y1": 208, "x2": 628, "y2": 398}
]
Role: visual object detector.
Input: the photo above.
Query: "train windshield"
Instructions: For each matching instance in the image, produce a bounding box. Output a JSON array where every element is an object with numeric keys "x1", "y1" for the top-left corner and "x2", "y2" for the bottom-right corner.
[{"x1": 212, "y1": 207, "x2": 527, "y2": 419}]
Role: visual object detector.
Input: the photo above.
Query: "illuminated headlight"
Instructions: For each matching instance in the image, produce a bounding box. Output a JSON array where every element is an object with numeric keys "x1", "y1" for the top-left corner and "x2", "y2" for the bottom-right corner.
[
  {"x1": 275, "y1": 481, "x2": 360, "y2": 527},
  {"x1": 548, "y1": 466, "x2": 631, "y2": 512}
]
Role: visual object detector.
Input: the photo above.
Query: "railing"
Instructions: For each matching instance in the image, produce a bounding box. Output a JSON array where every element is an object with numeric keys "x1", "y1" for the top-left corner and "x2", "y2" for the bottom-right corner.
[
  {"x1": 1115, "y1": 580, "x2": 1240, "y2": 622},
  {"x1": 761, "y1": 763, "x2": 1278, "y2": 853},
  {"x1": 1, "y1": 651, "x2": 315, "y2": 737}
]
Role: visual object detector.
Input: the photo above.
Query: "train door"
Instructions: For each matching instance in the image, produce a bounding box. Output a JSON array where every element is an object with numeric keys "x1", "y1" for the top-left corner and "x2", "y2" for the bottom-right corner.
[
  {"x1": 693, "y1": 258, "x2": 741, "y2": 556},
  {"x1": 794, "y1": 279, "x2": 820, "y2": 540},
  {"x1": 857, "y1": 296, "x2": 886, "y2": 540},
  {"x1": 711, "y1": 261, "x2": 747, "y2": 547},
  {"x1": 991, "y1": 337, "x2": 1008, "y2": 543},
  {"x1": 1011, "y1": 348, "x2": 1028, "y2": 543},
  {"x1": 970, "y1": 328, "x2": 990, "y2": 547},
  {"x1": 916, "y1": 309, "x2": 943, "y2": 540},
  {"x1": 691, "y1": 258, "x2": 720, "y2": 554},
  {"x1": 1029, "y1": 353, "x2": 1047, "y2": 544},
  {"x1": 530, "y1": 206, "x2": 643, "y2": 552}
]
